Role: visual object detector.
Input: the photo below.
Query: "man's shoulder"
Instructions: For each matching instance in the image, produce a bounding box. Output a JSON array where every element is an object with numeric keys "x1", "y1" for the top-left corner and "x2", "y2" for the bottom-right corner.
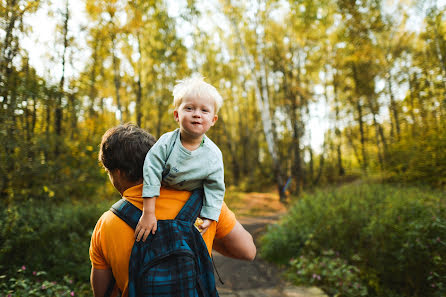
[{"x1": 95, "y1": 209, "x2": 118, "y2": 228}]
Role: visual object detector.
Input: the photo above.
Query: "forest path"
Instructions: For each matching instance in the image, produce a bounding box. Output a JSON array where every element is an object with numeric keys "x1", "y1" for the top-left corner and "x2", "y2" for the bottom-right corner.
[{"x1": 213, "y1": 191, "x2": 327, "y2": 297}]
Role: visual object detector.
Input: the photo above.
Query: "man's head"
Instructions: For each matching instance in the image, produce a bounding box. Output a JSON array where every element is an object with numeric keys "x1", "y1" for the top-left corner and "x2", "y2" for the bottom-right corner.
[
  {"x1": 99, "y1": 124, "x2": 156, "y2": 191},
  {"x1": 172, "y1": 75, "x2": 223, "y2": 138}
]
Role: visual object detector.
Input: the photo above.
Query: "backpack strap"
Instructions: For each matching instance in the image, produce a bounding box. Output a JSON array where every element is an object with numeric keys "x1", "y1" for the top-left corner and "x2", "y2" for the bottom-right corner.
[
  {"x1": 110, "y1": 199, "x2": 141, "y2": 230},
  {"x1": 110, "y1": 188, "x2": 204, "y2": 228},
  {"x1": 175, "y1": 188, "x2": 204, "y2": 223}
]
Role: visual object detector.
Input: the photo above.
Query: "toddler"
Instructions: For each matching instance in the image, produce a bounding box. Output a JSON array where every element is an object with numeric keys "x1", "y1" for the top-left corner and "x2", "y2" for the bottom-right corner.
[{"x1": 135, "y1": 75, "x2": 225, "y2": 242}]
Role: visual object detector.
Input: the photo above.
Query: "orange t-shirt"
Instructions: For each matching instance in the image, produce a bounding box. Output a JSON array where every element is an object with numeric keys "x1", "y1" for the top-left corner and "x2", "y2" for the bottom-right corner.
[{"x1": 89, "y1": 185, "x2": 236, "y2": 297}]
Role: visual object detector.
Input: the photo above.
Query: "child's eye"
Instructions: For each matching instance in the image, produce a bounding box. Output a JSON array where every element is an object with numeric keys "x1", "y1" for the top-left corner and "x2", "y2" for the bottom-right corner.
[
  {"x1": 185, "y1": 106, "x2": 192, "y2": 110},
  {"x1": 202, "y1": 109, "x2": 208, "y2": 113}
]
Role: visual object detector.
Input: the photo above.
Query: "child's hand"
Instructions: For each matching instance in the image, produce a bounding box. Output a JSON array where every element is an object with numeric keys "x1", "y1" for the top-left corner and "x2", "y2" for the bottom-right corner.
[
  {"x1": 135, "y1": 212, "x2": 157, "y2": 242},
  {"x1": 195, "y1": 218, "x2": 212, "y2": 234}
]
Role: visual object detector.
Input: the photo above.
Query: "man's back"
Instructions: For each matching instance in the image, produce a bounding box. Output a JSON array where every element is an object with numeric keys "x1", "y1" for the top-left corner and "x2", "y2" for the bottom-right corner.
[{"x1": 90, "y1": 185, "x2": 236, "y2": 297}]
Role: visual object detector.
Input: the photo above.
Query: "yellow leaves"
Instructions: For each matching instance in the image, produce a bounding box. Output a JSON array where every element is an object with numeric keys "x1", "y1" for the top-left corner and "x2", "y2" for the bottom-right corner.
[{"x1": 43, "y1": 186, "x2": 55, "y2": 198}]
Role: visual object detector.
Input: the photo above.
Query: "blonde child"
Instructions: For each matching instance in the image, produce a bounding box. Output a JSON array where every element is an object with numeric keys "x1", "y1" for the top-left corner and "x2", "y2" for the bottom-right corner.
[{"x1": 135, "y1": 75, "x2": 225, "y2": 242}]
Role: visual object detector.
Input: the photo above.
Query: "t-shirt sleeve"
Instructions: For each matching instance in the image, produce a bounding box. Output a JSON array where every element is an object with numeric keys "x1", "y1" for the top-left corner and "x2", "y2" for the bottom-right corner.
[
  {"x1": 89, "y1": 214, "x2": 110, "y2": 269},
  {"x1": 142, "y1": 133, "x2": 172, "y2": 198},
  {"x1": 214, "y1": 202, "x2": 236, "y2": 239}
]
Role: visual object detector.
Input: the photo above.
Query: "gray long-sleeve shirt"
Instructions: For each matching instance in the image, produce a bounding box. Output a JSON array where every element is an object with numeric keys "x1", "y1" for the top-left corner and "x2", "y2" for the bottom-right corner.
[{"x1": 142, "y1": 128, "x2": 225, "y2": 221}]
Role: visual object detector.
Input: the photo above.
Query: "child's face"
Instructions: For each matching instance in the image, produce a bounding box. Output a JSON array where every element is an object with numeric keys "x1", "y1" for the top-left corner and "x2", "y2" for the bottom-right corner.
[{"x1": 174, "y1": 95, "x2": 218, "y2": 139}]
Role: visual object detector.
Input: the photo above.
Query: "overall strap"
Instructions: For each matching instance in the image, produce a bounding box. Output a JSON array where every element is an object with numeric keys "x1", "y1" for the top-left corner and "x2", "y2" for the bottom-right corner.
[
  {"x1": 110, "y1": 199, "x2": 141, "y2": 230},
  {"x1": 175, "y1": 188, "x2": 204, "y2": 223}
]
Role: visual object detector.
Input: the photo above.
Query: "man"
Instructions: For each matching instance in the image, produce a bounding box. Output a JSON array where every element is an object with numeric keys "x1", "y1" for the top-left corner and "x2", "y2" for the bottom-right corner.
[{"x1": 90, "y1": 123, "x2": 256, "y2": 297}]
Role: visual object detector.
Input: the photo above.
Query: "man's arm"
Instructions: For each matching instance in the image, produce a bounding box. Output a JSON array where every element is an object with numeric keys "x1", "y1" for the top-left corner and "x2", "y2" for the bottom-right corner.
[
  {"x1": 90, "y1": 267, "x2": 113, "y2": 297},
  {"x1": 212, "y1": 221, "x2": 256, "y2": 261}
]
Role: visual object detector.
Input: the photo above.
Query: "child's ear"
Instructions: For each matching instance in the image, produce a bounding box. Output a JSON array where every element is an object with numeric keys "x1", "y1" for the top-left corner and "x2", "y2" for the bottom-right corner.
[
  {"x1": 173, "y1": 110, "x2": 179, "y2": 122},
  {"x1": 211, "y1": 114, "x2": 218, "y2": 126}
]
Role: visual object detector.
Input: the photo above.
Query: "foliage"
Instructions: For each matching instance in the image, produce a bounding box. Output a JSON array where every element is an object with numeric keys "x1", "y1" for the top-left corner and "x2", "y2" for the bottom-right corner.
[
  {"x1": 0, "y1": 266, "x2": 90, "y2": 297},
  {"x1": 287, "y1": 250, "x2": 368, "y2": 297},
  {"x1": 0, "y1": 198, "x2": 113, "y2": 281},
  {"x1": 1, "y1": 0, "x2": 446, "y2": 202},
  {"x1": 1, "y1": 1, "x2": 446, "y2": 294},
  {"x1": 385, "y1": 127, "x2": 446, "y2": 188},
  {"x1": 261, "y1": 182, "x2": 446, "y2": 297}
]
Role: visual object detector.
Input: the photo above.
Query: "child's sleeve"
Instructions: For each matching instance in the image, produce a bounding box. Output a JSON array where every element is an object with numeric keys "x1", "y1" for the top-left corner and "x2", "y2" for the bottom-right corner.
[
  {"x1": 142, "y1": 133, "x2": 171, "y2": 198},
  {"x1": 201, "y1": 156, "x2": 225, "y2": 222}
]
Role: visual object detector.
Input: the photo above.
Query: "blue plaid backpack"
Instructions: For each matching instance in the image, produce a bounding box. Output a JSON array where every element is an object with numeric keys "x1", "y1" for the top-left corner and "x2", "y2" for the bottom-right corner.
[{"x1": 109, "y1": 189, "x2": 219, "y2": 297}]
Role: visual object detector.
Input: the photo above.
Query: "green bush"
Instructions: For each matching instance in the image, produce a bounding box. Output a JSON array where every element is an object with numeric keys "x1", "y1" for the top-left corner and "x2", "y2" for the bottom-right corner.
[
  {"x1": 287, "y1": 250, "x2": 368, "y2": 297},
  {"x1": 261, "y1": 182, "x2": 446, "y2": 297},
  {"x1": 385, "y1": 129, "x2": 446, "y2": 188},
  {"x1": 2, "y1": 135, "x2": 107, "y2": 203},
  {"x1": 0, "y1": 198, "x2": 113, "y2": 281},
  {"x1": 0, "y1": 266, "x2": 90, "y2": 297}
]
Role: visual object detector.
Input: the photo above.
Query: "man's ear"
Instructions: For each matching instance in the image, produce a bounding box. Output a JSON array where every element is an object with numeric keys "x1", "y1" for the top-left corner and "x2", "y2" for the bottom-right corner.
[
  {"x1": 173, "y1": 110, "x2": 179, "y2": 122},
  {"x1": 211, "y1": 114, "x2": 218, "y2": 126}
]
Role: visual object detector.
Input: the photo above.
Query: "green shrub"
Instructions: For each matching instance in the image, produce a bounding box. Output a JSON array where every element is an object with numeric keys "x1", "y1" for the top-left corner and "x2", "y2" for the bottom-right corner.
[
  {"x1": 3, "y1": 136, "x2": 107, "y2": 203},
  {"x1": 261, "y1": 182, "x2": 446, "y2": 297},
  {"x1": 0, "y1": 198, "x2": 113, "y2": 281},
  {"x1": 0, "y1": 266, "x2": 90, "y2": 297},
  {"x1": 287, "y1": 250, "x2": 367, "y2": 297},
  {"x1": 385, "y1": 129, "x2": 446, "y2": 188}
]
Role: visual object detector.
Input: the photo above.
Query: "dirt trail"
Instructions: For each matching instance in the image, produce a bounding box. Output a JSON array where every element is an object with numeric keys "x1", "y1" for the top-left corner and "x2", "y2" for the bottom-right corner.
[{"x1": 213, "y1": 192, "x2": 327, "y2": 297}]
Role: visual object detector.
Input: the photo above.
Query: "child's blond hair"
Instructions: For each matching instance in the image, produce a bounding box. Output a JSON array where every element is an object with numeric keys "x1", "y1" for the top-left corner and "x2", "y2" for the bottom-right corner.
[{"x1": 173, "y1": 74, "x2": 223, "y2": 113}]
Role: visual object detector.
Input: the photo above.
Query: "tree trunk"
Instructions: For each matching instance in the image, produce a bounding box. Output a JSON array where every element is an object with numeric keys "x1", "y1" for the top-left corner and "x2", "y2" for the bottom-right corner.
[
  {"x1": 357, "y1": 100, "x2": 368, "y2": 173},
  {"x1": 387, "y1": 72, "x2": 400, "y2": 140},
  {"x1": 88, "y1": 31, "x2": 100, "y2": 118},
  {"x1": 313, "y1": 143, "x2": 325, "y2": 186},
  {"x1": 332, "y1": 72, "x2": 345, "y2": 176},
  {"x1": 280, "y1": 56, "x2": 304, "y2": 196},
  {"x1": 239, "y1": 89, "x2": 251, "y2": 178},
  {"x1": 351, "y1": 64, "x2": 368, "y2": 173},
  {"x1": 69, "y1": 93, "x2": 77, "y2": 138},
  {"x1": 0, "y1": 0, "x2": 19, "y2": 85},
  {"x1": 227, "y1": 11, "x2": 286, "y2": 202},
  {"x1": 407, "y1": 72, "x2": 417, "y2": 136},
  {"x1": 31, "y1": 95, "x2": 37, "y2": 135},
  {"x1": 220, "y1": 117, "x2": 240, "y2": 185},
  {"x1": 433, "y1": 16, "x2": 446, "y2": 105},
  {"x1": 135, "y1": 32, "x2": 143, "y2": 127},
  {"x1": 413, "y1": 72, "x2": 428, "y2": 130},
  {"x1": 367, "y1": 94, "x2": 388, "y2": 164},
  {"x1": 308, "y1": 146, "x2": 314, "y2": 183},
  {"x1": 1, "y1": 0, "x2": 21, "y2": 132},
  {"x1": 346, "y1": 127, "x2": 361, "y2": 166},
  {"x1": 372, "y1": 113, "x2": 384, "y2": 170},
  {"x1": 55, "y1": 1, "x2": 69, "y2": 138},
  {"x1": 111, "y1": 37, "x2": 123, "y2": 123}
]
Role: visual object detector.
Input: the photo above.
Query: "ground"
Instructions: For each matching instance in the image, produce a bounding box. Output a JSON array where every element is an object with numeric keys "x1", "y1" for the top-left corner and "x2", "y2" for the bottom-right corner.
[{"x1": 213, "y1": 192, "x2": 327, "y2": 297}]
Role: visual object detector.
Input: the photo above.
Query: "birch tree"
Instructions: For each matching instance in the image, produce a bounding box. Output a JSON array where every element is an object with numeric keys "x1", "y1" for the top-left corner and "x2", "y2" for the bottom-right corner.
[{"x1": 221, "y1": 0, "x2": 286, "y2": 202}]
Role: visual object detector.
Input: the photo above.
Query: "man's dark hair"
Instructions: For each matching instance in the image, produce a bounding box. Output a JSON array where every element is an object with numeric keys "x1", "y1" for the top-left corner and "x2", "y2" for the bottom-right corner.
[{"x1": 99, "y1": 123, "x2": 157, "y2": 182}]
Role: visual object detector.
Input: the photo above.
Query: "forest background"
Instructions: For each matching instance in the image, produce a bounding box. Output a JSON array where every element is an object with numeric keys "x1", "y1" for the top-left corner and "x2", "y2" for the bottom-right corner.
[{"x1": 0, "y1": 0, "x2": 445, "y2": 296}]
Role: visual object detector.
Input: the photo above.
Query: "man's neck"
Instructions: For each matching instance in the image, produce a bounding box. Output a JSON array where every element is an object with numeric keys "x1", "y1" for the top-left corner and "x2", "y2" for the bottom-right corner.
[{"x1": 118, "y1": 179, "x2": 143, "y2": 196}]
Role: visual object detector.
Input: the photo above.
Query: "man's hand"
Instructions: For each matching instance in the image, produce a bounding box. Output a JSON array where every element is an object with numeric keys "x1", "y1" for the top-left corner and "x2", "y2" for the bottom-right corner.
[{"x1": 135, "y1": 211, "x2": 157, "y2": 242}]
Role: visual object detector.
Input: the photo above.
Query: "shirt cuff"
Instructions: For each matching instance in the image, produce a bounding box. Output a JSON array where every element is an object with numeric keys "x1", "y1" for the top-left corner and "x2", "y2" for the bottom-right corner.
[
  {"x1": 142, "y1": 185, "x2": 160, "y2": 198},
  {"x1": 200, "y1": 206, "x2": 221, "y2": 222}
]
